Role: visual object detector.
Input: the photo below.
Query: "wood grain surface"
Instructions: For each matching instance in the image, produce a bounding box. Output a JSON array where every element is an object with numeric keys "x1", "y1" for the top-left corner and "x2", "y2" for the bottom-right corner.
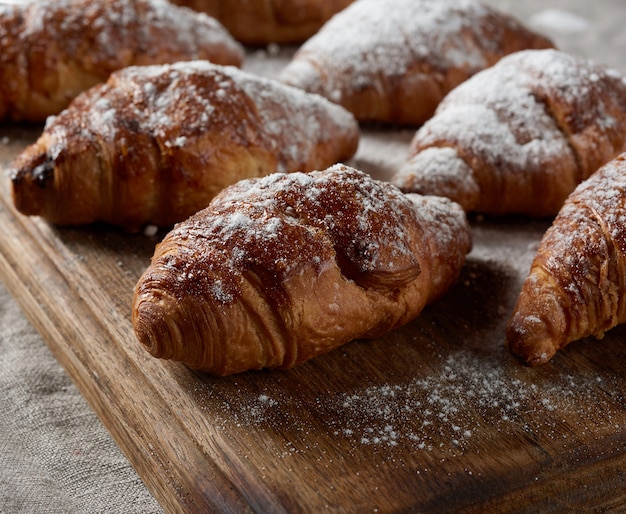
[{"x1": 1, "y1": 1, "x2": 626, "y2": 512}]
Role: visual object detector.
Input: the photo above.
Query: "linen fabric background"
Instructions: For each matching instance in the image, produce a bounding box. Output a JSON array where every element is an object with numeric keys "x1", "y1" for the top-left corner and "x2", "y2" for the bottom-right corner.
[{"x1": 0, "y1": 282, "x2": 162, "y2": 513}]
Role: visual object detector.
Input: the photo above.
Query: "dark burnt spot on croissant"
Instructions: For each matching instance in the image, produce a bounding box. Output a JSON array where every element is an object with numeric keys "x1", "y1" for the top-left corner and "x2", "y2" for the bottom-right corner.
[
  {"x1": 118, "y1": 117, "x2": 141, "y2": 134},
  {"x1": 31, "y1": 158, "x2": 55, "y2": 188},
  {"x1": 10, "y1": 148, "x2": 56, "y2": 217},
  {"x1": 10, "y1": 152, "x2": 54, "y2": 189}
]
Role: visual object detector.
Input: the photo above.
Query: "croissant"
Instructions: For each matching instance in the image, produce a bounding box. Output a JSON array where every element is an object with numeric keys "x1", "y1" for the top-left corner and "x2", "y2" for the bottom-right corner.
[
  {"x1": 0, "y1": 0, "x2": 245, "y2": 122},
  {"x1": 391, "y1": 49, "x2": 626, "y2": 216},
  {"x1": 507, "y1": 153, "x2": 626, "y2": 366},
  {"x1": 132, "y1": 165, "x2": 472, "y2": 375},
  {"x1": 278, "y1": 0, "x2": 554, "y2": 125},
  {"x1": 10, "y1": 61, "x2": 359, "y2": 230},
  {"x1": 169, "y1": 0, "x2": 354, "y2": 45}
]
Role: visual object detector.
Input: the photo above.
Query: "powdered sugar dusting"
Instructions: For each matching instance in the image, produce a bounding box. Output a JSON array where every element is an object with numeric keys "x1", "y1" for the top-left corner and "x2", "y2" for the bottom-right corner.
[
  {"x1": 394, "y1": 147, "x2": 479, "y2": 209},
  {"x1": 329, "y1": 351, "x2": 599, "y2": 450},
  {"x1": 400, "y1": 49, "x2": 626, "y2": 214},
  {"x1": 286, "y1": 0, "x2": 493, "y2": 95},
  {"x1": 18, "y1": 0, "x2": 243, "y2": 64},
  {"x1": 142, "y1": 0, "x2": 242, "y2": 52},
  {"x1": 162, "y1": 165, "x2": 469, "y2": 305},
  {"x1": 58, "y1": 61, "x2": 356, "y2": 173},
  {"x1": 217, "y1": 66, "x2": 358, "y2": 172},
  {"x1": 539, "y1": 153, "x2": 626, "y2": 257},
  {"x1": 211, "y1": 350, "x2": 618, "y2": 454},
  {"x1": 507, "y1": 153, "x2": 626, "y2": 364},
  {"x1": 529, "y1": 154, "x2": 626, "y2": 310},
  {"x1": 109, "y1": 61, "x2": 224, "y2": 136},
  {"x1": 280, "y1": 0, "x2": 551, "y2": 106},
  {"x1": 417, "y1": 50, "x2": 573, "y2": 172},
  {"x1": 569, "y1": 154, "x2": 626, "y2": 254}
]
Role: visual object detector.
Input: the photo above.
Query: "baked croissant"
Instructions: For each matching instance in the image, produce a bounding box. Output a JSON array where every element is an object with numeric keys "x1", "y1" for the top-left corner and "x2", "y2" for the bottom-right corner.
[
  {"x1": 0, "y1": 0, "x2": 245, "y2": 122},
  {"x1": 169, "y1": 0, "x2": 354, "y2": 45},
  {"x1": 507, "y1": 153, "x2": 626, "y2": 366},
  {"x1": 278, "y1": 0, "x2": 554, "y2": 125},
  {"x1": 392, "y1": 49, "x2": 626, "y2": 216},
  {"x1": 10, "y1": 61, "x2": 359, "y2": 230},
  {"x1": 132, "y1": 165, "x2": 472, "y2": 375}
]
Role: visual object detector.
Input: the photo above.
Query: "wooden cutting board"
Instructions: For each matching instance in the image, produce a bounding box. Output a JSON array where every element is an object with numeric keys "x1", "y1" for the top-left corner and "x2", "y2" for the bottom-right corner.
[
  {"x1": 2, "y1": 119, "x2": 626, "y2": 514},
  {"x1": 2, "y1": 12, "x2": 626, "y2": 512}
]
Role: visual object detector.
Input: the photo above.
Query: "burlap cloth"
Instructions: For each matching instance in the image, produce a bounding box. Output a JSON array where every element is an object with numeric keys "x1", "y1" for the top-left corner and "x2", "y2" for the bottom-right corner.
[
  {"x1": 0, "y1": 281, "x2": 162, "y2": 513},
  {"x1": 0, "y1": 0, "x2": 624, "y2": 512}
]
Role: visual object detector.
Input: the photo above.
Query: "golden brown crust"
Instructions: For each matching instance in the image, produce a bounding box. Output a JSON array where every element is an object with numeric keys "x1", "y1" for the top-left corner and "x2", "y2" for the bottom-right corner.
[
  {"x1": 392, "y1": 49, "x2": 626, "y2": 216},
  {"x1": 0, "y1": 0, "x2": 244, "y2": 122},
  {"x1": 507, "y1": 153, "x2": 626, "y2": 365},
  {"x1": 169, "y1": 0, "x2": 354, "y2": 44},
  {"x1": 10, "y1": 61, "x2": 360, "y2": 230},
  {"x1": 278, "y1": 0, "x2": 554, "y2": 125},
  {"x1": 132, "y1": 165, "x2": 472, "y2": 375}
]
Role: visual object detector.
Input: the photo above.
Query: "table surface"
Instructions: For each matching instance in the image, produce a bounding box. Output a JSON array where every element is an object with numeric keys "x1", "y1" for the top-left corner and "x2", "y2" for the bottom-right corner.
[{"x1": 1, "y1": 1, "x2": 626, "y2": 512}]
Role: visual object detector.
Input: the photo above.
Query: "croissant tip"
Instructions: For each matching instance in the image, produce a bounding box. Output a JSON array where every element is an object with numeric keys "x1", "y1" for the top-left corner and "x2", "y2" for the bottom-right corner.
[
  {"x1": 509, "y1": 345, "x2": 555, "y2": 367},
  {"x1": 505, "y1": 316, "x2": 558, "y2": 366},
  {"x1": 10, "y1": 153, "x2": 55, "y2": 217},
  {"x1": 133, "y1": 291, "x2": 226, "y2": 373},
  {"x1": 279, "y1": 59, "x2": 324, "y2": 96},
  {"x1": 132, "y1": 297, "x2": 171, "y2": 360},
  {"x1": 392, "y1": 147, "x2": 479, "y2": 212}
]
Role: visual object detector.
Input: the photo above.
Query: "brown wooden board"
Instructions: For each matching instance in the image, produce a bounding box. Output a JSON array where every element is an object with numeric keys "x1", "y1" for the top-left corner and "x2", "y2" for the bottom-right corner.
[{"x1": 1, "y1": 4, "x2": 626, "y2": 511}]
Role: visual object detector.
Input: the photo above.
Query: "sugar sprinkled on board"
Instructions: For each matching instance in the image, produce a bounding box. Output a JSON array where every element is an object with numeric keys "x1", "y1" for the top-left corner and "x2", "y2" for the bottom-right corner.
[{"x1": 212, "y1": 350, "x2": 618, "y2": 455}]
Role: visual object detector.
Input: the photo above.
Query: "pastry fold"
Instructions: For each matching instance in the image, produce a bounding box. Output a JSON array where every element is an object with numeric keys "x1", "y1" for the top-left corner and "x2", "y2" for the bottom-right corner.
[
  {"x1": 170, "y1": 0, "x2": 354, "y2": 44},
  {"x1": 132, "y1": 165, "x2": 472, "y2": 375},
  {"x1": 279, "y1": 0, "x2": 554, "y2": 125},
  {"x1": 10, "y1": 62, "x2": 359, "y2": 230},
  {"x1": 392, "y1": 49, "x2": 626, "y2": 216},
  {"x1": 507, "y1": 154, "x2": 626, "y2": 365},
  {"x1": 0, "y1": 0, "x2": 245, "y2": 122}
]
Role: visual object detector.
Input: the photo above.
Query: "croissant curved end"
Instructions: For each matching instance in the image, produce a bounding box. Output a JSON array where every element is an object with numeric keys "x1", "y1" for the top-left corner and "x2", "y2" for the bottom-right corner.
[
  {"x1": 9, "y1": 147, "x2": 55, "y2": 217},
  {"x1": 133, "y1": 289, "x2": 220, "y2": 372},
  {"x1": 506, "y1": 267, "x2": 573, "y2": 366},
  {"x1": 132, "y1": 295, "x2": 177, "y2": 361},
  {"x1": 279, "y1": 59, "x2": 328, "y2": 99},
  {"x1": 391, "y1": 147, "x2": 480, "y2": 212},
  {"x1": 506, "y1": 314, "x2": 559, "y2": 366}
]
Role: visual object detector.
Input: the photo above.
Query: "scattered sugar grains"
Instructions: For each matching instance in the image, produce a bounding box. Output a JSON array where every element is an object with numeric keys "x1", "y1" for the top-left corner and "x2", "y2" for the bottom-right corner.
[{"x1": 222, "y1": 351, "x2": 617, "y2": 453}]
